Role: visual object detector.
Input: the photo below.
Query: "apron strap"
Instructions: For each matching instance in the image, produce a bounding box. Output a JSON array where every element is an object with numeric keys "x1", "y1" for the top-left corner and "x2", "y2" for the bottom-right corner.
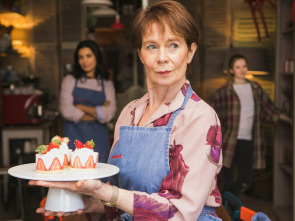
[
  {"x1": 99, "y1": 77, "x2": 105, "y2": 93},
  {"x1": 167, "y1": 84, "x2": 193, "y2": 128}
]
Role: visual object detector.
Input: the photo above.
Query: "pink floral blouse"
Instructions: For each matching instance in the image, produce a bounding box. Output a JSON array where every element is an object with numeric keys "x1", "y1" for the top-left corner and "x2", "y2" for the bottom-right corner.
[{"x1": 106, "y1": 81, "x2": 223, "y2": 220}]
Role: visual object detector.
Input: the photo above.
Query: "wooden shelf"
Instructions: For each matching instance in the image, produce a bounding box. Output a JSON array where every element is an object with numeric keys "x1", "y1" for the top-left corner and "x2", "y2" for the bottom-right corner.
[
  {"x1": 281, "y1": 28, "x2": 294, "y2": 36},
  {"x1": 280, "y1": 72, "x2": 294, "y2": 76},
  {"x1": 274, "y1": 1, "x2": 295, "y2": 220},
  {"x1": 94, "y1": 28, "x2": 126, "y2": 46}
]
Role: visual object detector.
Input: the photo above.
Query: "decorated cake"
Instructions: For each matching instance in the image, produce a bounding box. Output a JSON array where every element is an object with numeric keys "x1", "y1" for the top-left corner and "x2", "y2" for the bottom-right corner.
[
  {"x1": 35, "y1": 137, "x2": 65, "y2": 173},
  {"x1": 70, "y1": 139, "x2": 98, "y2": 170},
  {"x1": 52, "y1": 136, "x2": 72, "y2": 167}
]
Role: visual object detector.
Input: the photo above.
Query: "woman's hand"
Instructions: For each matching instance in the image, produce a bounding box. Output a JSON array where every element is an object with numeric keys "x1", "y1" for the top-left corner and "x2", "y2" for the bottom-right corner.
[
  {"x1": 103, "y1": 101, "x2": 110, "y2": 106},
  {"x1": 29, "y1": 180, "x2": 106, "y2": 215},
  {"x1": 75, "y1": 104, "x2": 98, "y2": 120},
  {"x1": 279, "y1": 114, "x2": 293, "y2": 125},
  {"x1": 35, "y1": 195, "x2": 105, "y2": 217}
]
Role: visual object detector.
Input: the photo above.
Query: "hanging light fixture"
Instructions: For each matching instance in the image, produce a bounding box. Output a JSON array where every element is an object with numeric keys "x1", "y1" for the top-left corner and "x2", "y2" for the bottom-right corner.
[
  {"x1": 82, "y1": 0, "x2": 113, "y2": 6},
  {"x1": 92, "y1": 5, "x2": 117, "y2": 17},
  {"x1": 111, "y1": 14, "x2": 125, "y2": 29}
]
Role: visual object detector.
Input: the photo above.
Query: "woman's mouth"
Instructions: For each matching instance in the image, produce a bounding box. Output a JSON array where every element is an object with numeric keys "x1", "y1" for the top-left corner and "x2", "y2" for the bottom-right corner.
[{"x1": 157, "y1": 71, "x2": 171, "y2": 75}]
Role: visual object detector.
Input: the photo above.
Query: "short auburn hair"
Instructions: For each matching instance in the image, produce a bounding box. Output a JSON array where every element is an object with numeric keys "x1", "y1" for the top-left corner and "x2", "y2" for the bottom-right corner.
[{"x1": 130, "y1": 1, "x2": 199, "y2": 50}]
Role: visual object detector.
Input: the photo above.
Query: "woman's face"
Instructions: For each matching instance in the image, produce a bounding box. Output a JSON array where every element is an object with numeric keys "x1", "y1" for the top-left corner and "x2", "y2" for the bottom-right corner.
[
  {"x1": 78, "y1": 47, "x2": 97, "y2": 77},
  {"x1": 138, "y1": 23, "x2": 197, "y2": 88},
  {"x1": 230, "y1": 58, "x2": 248, "y2": 80}
]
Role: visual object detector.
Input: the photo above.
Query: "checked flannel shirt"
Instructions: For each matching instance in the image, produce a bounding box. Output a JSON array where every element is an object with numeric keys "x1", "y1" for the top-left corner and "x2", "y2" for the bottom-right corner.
[{"x1": 209, "y1": 79, "x2": 281, "y2": 169}]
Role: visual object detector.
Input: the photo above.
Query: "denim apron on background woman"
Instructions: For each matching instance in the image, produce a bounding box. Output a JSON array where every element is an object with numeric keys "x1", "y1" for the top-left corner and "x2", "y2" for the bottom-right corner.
[
  {"x1": 108, "y1": 85, "x2": 221, "y2": 221},
  {"x1": 63, "y1": 78, "x2": 110, "y2": 163}
]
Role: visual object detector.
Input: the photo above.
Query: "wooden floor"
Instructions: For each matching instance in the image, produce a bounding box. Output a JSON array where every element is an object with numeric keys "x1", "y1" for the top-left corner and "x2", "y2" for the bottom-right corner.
[{"x1": 238, "y1": 193, "x2": 280, "y2": 221}]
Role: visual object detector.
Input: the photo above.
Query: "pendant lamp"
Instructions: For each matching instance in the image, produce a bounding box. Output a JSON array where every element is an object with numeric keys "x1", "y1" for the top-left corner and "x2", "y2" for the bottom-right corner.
[
  {"x1": 111, "y1": 14, "x2": 125, "y2": 29},
  {"x1": 92, "y1": 5, "x2": 117, "y2": 17},
  {"x1": 82, "y1": 0, "x2": 113, "y2": 6}
]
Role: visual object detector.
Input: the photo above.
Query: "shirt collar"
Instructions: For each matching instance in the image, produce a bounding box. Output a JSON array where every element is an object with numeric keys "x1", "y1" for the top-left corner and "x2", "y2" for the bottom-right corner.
[{"x1": 133, "y1": 80, "x2": 191, "y2": 126}]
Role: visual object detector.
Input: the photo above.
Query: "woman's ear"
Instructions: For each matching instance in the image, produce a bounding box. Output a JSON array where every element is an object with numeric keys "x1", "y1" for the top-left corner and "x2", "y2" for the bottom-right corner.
[
  {"x1": 187, "y1": 43, "x2": 197, "y2": 64},
  {"x1": 137, "y1": 49, "x2": 144, "y2": 64},
  {"x1": 229, "y1": 68, "x2": 234, "y2": 74}
]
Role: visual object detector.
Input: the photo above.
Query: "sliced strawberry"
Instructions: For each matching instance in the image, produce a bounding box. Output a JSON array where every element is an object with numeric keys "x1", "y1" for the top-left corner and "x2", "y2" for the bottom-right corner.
[
  {"x1": 49, "y1": 158, "x2": 63, "y2": 171},
  {"x1": 36, "y1": 145, "x2": 50, "y2": 154},
  {"x1": 49, "y1": 141, "x2": 60, "y2": 149},
  {"x1": 84, "y1": 156, "x2": 95, "y2": 168},
  {"x1": 63, "y1": 154, "x2": 69, "y2": 167},
  {"x1": 51, "y1": 135, "x2": 62, "y2": 142},
  {"x1": 61, "y1": 137, "x2": 70, "y2": 144},
  {"x1": 72, "y1": 157, "x2": 83, "y2": 168},
  {"x1": 85, "y1": 140, "x2": 95, "y2": 149},
  {"x1": 74, "y1": 140, "x2": 84, "y2": 149},
  {"x1": 36, "y1": 158, "x2": 47, "y2": 171}
]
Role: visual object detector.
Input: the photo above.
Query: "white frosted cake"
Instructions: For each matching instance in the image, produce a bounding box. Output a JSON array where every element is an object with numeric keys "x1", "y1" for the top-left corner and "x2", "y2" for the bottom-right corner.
[
  {"x1": 59, "y1": 137, "x2": 72, "y2": 167},
  {"x1": 70, "y1": 139, "x2": 98, "y2": 170},
  {"x1": 36, "y1": 146, "x2": 65, "y2": 173}
]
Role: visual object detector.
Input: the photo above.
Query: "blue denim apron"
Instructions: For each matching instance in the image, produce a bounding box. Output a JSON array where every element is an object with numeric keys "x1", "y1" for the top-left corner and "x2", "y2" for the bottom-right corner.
[
  {"x1": 63, "y1": 78, "x2": 110, "y2": 163},
  {"x1": 108, "y1": 85, "x2": 220, "y2": 221}
]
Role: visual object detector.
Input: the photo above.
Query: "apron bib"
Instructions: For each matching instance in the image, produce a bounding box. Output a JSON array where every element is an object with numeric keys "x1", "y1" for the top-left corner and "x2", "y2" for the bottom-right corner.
[
  {"x1": 108, "y1": 85, "x2": 221, "y2": 221},
  {"x1": 63, "y1": 78, "x2": 110, "y2": 163}
]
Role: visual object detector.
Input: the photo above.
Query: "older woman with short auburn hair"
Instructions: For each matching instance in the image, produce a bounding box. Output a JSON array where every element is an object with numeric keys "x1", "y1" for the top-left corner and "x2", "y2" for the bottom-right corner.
[{"x1": 30, "y1": 1, "x2": 223, "y2": 220}]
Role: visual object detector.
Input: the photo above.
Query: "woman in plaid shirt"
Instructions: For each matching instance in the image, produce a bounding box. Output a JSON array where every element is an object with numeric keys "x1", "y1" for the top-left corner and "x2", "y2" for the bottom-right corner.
[{"x1": 210, "y1": 54, "x2": 292, "y2": 194}]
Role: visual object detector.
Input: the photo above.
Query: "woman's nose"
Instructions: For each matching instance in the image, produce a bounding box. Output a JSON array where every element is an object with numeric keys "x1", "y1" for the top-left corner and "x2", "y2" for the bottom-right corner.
[{"x1": 157, "y1": 48, "x2": 168, "y2": 63}]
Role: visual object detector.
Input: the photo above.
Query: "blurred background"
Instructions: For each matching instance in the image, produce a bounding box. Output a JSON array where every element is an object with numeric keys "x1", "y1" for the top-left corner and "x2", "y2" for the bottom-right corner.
[{"x1": 0, "y1": 0, "x2": 294, "y2": 220}]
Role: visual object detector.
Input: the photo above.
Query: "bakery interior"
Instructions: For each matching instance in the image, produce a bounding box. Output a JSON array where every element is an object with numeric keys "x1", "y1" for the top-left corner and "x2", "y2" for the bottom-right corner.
[{"x1": 0, "y1": 0, "x2": 294, "y2": 220}]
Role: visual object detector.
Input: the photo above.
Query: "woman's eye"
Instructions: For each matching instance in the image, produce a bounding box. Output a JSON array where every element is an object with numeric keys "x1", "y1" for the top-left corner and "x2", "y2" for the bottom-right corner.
[
  {"x1": 169, "y1": 43, "x2": 179, "y2": 49},
  {"x1": 147, "y1": 45, "x2": 157, "y2": 50}
]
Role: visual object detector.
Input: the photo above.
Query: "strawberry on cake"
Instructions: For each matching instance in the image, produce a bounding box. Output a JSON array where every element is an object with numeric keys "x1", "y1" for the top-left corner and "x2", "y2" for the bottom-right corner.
[
  {"x1": 70, "y1": 139, "x2": 98, "y2": 170},
  {"x1": 35, "y1": 138, "x2": 65, "y2": 173},
  {"x1": 51, "y1": 135, "x2": 72, "y2": 167}
]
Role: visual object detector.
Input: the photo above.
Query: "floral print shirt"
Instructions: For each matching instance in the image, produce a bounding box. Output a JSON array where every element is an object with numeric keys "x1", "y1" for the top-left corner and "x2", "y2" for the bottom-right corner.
[{"x1": 93, "y1": 81, "x2": 222, "y2": 221}]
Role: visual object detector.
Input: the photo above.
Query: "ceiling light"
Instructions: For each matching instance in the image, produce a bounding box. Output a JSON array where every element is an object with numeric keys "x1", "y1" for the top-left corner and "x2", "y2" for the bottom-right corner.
[
  {"x1": 92, "y1": 6, "x2": 117, "y2": 17},
  {"x1": 82, "y1": 0, "x2": 113, "y2": 6},
  {"x1": 111, "y1": 15, "x2": 125, "y2": 29}
]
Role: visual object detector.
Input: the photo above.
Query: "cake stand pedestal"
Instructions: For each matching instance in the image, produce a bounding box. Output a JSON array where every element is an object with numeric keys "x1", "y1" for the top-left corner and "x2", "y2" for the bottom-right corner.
[{"x1": 8, "y1": 163, "x2": 119, "y2": 212}]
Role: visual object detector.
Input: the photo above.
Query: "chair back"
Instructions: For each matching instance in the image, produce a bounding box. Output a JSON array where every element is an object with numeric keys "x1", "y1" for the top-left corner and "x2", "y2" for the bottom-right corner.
[
  {"x1": 240, "y1": 206, "x2": 256, "y2": 221},
  {"x1": 222, "y1": 191, "x2": 244, "y2": 221}
]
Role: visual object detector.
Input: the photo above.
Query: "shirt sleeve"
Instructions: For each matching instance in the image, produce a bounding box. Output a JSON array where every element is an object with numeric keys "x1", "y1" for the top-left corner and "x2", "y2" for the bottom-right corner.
[
  {"x1": 132, "y1": 102, "x2": 222, "y2": 220},
  {"x1": 59, "y1": 75, "x2": 85, "y2": 122},
  {"x1": 96, "y1": 80, "x2": 117, "y2": 124},
  {"x1": 259, "y1": 85, "x2": 281, "y2": 122}
]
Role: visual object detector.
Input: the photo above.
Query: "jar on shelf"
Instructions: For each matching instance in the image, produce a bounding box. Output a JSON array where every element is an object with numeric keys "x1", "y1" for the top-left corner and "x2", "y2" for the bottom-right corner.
[{"x1": 285, "y1": 58, "x2": 294, "y2": 73}]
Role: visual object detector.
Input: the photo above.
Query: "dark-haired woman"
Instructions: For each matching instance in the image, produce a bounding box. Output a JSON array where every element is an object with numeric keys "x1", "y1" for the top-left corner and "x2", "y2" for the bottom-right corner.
[{"x1": 59, "y1": 40, "x2": 116, "y2": 163}]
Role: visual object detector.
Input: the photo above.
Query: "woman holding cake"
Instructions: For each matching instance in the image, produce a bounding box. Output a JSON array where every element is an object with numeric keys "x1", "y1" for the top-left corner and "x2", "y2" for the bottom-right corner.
[
  {"x1": 30, "y1": 1, "x2": 222, "y2": 220},
  {"x1": 59, "y1": 40, "x2": 116, "y2": 163}
]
